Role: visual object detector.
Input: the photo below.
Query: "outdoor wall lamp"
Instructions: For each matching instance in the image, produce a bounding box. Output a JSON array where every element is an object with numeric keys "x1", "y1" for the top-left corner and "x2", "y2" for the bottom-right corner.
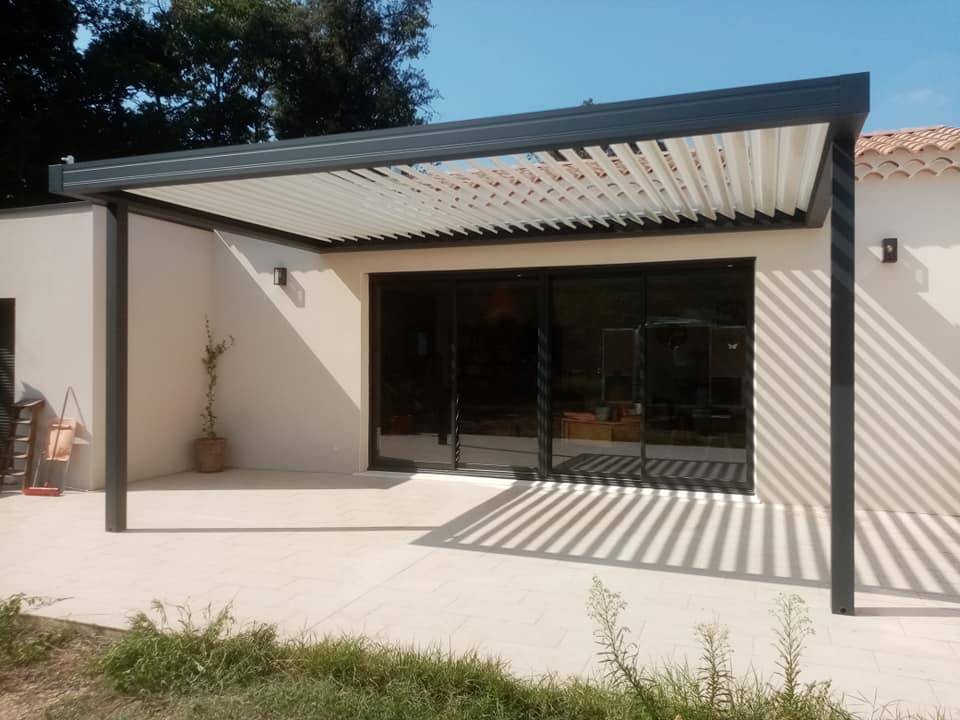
[
  {"x1": 273, "y1": 267, "x2": 287, "y2": 285},
  {"x1": 882, "y1": 238, "x2": 898, "y2": 263}
]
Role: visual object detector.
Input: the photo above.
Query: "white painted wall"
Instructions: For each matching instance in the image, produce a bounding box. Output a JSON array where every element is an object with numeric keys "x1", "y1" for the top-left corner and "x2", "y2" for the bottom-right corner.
[
  {"x1": 127, "y1": 215, "x2": 214, "y2": 482},
  {"x1": 0, "y1": 203, "x2": 102, "y2": 489},
  {"x1": 854, "y1": 162, "x2": 960, "y2": 515},
  {"x1": 4, "y1": 160, "x2": 958, "y2": 516},
  {"x1": 211, "y1": 231, "x2": 361, "y2": 473},
  {"x1": 213, "y1": 224, "x2": 832, "y2": 507},
  {"x1": 212, "y1": 163, "x2": 960, "y2": 516}
]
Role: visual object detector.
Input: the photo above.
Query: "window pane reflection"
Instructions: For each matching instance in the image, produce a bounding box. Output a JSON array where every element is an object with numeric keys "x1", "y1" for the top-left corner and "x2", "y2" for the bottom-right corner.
[
  {"x1": 377, "y1": 283, "x2": 452, "y2": 467},
  {"x1": 551, "y1": 276, "x2": 645, "y2": 477}
]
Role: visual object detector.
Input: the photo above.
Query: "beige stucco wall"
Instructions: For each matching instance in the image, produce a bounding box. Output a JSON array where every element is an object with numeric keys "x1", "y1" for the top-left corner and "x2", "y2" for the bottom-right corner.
[
  {"x1": 212, "y1": 165, "x2": 960, "y2": 515},
  {"x1": 211, "y1": 231, "x2": 363, "y2": 472},
  {"x1": 4, "y1": 163, "x2": 958, "y2": 515},
  {"x1": 0, "y1": 203, "x2": 103, "y2": 489},
  {"x1": 213, "y1": 224, "x2": 833, "y2": 507},
  {"x1": 854, "y1": 165, "x2": 960, "y2": 515},
  {"x1": 127, "y1": 215, "x2": 214, "y2": 483}
]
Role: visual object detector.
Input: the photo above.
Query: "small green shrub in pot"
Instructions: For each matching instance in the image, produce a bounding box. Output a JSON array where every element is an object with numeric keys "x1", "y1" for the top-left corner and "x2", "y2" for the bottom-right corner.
[{"x1": 195, "y1": 317, "x2": 234, "y2": 473}]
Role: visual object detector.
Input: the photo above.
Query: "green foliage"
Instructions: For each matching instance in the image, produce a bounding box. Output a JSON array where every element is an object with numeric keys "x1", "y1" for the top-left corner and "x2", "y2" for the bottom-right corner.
[
  {"x1": 586, "y1": 577, "x2": 856, "y2": 720},
  {"x1": 586, "y1": 576, "x2": 658, "y2": 715},
  {"x1": 695, "y1": 620, "x2": 734, "y2": 714},
  {"x1": 201, "y1": 316, "x2": 234, "y2": 439},
  {"x1": 28, "y1": 591, "x2": 953, "y2": 719},
  {"x1": 97, "y1": 600, "x2": 281, "y2": 694},
  {"x1": 0, "y1": 593, "x2": 70, "y2": 667},
  {"x1": 273, "y1": 0, "x2": 436, "y2": 138},
  {"x1": 1, "y1": 0, "x2": 437, "y2": 208},
  {"x1": 0, "y1": 0, "x2": 86, "y2": 206},
  {"x1": 95, "y1": 599, "x2": 639, "y2": 718},
  {"x1": 772, "y1": 592, "x2": 816, "y2": 705}
]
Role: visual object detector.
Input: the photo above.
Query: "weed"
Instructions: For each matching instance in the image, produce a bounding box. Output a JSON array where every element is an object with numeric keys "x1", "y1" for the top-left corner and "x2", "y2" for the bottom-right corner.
[
  {"x1": 586, "y1": 577, "x2": 859, "y2": 720},
  {"x1": 97, "y1": 601, "x2": 282, "y2": 694},
  {"x1": 0, "y1": 593, "x2": 69, "y2": 667}
]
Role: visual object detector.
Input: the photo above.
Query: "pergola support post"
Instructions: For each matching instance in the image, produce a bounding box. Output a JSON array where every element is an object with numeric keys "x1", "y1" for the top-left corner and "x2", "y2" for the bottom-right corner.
[
  {"x1": 830, "y1": 137, "x2": 856, "y2": 614},
  {"x1": 105, "y1": 201, "x2": 128, "y2": 532}
]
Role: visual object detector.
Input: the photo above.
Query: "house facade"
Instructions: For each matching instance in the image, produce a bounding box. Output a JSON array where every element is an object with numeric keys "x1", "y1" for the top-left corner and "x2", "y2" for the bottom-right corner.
[{"x1": 2, "y1": 74, "x2": 958, "y2": 614}]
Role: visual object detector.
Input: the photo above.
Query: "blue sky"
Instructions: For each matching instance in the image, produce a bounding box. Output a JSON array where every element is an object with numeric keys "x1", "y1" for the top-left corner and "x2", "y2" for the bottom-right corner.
[{"x1": 420, "y1": 1, "x2": 960, "y2": 132}]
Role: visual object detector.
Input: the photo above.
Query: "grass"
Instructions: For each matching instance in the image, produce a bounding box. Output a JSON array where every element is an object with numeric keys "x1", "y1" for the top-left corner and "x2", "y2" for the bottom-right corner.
[
  {"x1": 0, "y1": 593, "x2": 72, "y2": 668},
  {"x1": 0, "y1": 587, "x2": 951, "y2": 720}
]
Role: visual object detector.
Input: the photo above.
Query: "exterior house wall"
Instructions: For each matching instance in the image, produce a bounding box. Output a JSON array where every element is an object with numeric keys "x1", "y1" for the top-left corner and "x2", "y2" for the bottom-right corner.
[
  {"x1": 4, "y1": 159, "x2": 959, "y2": 516},
  {"x1": 215, "y1": 163, "x2": 960, "y2": 516},
  {"x1": 215, "y1": 225, "x2": 833, "y2": 508},
  {"x1": 127, "y1": 215, "x2": 214, "y2": 483},
  {"x1": 0, "y1": 203, "x2": 102, "y2": 490},
  {"x1": 211, "y1": 231, "x2": 362, "y2": 473},
  {"x1": 854, "y1": 161, "x2": 960, "y2": 515}
]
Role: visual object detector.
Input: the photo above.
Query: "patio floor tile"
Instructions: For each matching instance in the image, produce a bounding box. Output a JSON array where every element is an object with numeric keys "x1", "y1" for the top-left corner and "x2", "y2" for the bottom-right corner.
[{"x1": 2, "y1": 468, "x2": 958, "y2": 715}]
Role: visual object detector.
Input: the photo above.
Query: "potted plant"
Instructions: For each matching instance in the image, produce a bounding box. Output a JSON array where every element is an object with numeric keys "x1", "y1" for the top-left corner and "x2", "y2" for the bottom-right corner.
[{"x1": 195, "y1": 318, "x2": 234, "y2": 473}]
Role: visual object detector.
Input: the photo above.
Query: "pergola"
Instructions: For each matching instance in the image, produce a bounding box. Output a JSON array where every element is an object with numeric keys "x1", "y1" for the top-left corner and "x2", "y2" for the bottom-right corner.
[{"x1": 49, "y1": 72, "x2": 869, "y2": 614}]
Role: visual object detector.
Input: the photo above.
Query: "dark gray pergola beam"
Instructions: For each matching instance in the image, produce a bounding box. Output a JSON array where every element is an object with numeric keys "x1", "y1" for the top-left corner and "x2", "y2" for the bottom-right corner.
[
  {"x1": 105, "y1": 201, "x2": 128, "y2": 532},
  {"x1": 104, "y1": 192, "x2": 335, "y2": 255},
  {"x1": 830, "y1": 136, "x2": 857, "y2": 614},
  {"x1": 50, "y1": 73, "x2": 868, "y2": 196}
]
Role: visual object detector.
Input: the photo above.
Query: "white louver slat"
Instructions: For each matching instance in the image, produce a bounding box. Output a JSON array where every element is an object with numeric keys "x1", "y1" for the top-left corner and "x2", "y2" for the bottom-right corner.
[{"x1": 129, "y1": 123, "x2": 830, "y2": 244}]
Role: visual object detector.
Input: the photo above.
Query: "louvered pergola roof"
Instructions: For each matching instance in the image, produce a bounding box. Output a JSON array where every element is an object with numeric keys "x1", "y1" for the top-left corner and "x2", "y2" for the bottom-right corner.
[{"x1": 50, "y1": 73, "x2": 869, "y2": 251}]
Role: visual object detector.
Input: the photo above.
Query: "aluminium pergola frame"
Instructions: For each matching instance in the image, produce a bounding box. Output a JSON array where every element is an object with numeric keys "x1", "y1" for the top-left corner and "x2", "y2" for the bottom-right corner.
[{"x1": 51, "y1": 72, "x2": 868, "y2": 615}]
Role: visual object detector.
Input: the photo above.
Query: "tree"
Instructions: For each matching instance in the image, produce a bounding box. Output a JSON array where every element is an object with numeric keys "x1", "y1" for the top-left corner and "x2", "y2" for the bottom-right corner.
[
  {"x1": 157, "y1": 0, "x2": 295, "y2": 146},
  {"x1": 0, "y1": 0, "x2": 437, "y2": 208},
  {"x1": 0, "y1": 0, "x2": 86, "y2": 206},
  {"x1": 273, "y1": 0, "x2": 436, "y2": 138}
]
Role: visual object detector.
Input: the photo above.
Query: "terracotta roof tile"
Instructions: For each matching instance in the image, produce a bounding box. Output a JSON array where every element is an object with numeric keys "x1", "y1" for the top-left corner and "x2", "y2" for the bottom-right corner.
[{"x1": 856, "y1": 126, "x2": 960, "y2": 157}]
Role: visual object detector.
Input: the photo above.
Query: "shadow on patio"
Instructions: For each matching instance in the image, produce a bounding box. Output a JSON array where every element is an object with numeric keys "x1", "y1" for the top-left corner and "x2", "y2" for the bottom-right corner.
[
  {"x1": 129, "y1": 471, "x2": 407, "y2": 491},
  {"x1": 412, "y1": 484, "x2": 960, "y2": 602}
]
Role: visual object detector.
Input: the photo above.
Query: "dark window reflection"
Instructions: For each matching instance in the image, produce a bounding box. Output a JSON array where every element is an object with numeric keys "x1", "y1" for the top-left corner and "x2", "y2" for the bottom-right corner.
[
  {"x1": 456, "y1": 279, "x2": 538, "y2": 469},
  {"x1": 551, "y1": 276, "x2": 645, "y2": 476},
  {"x1": 644, "y1": 269, "x2": 750, "y2": 485},
  {"x1": 375, "y1": 262, "x2": 752, "y2": 488},
  {"x1": 377, "y1": 283, "x2": 451, "y2": 467}
]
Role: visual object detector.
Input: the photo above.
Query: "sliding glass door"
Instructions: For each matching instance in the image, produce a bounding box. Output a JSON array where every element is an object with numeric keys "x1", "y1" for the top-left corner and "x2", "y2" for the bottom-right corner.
[
  {"x1": 376, "y1": 280, "x2": 453, "y2": 468},
  {"x1": 454, "y1": 277, "x2": 538, "y2": 471},
  {"x1": 372, "y1": 260, "x2": 753, "y2": 490},
  {"x1": 550, "y1": 274, "x2": 645, "y2": 477},
  {"x1": 643, "y1": 269, "x2": 751, "y2": 486}
]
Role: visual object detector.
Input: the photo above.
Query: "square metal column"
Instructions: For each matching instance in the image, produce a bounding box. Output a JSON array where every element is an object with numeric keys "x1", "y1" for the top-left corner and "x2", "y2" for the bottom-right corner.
[
  {"x1": 830, "y1": 137, "x2": 856, "y2": 614},
  {"x1": 105, "y1": 202, "x2": 128, "y2": 532}
]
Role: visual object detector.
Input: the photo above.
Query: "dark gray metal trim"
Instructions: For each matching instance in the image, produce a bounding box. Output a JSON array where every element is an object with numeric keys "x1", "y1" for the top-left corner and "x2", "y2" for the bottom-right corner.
[
  {"x1": 103, "y1": 193, "x2": 333, "y2": 254},
  {"x1": 321, "y1": 209, "x2": 808, "y2": 253},
  {"x1": 0, "y1": 200, "x2": 91, "y2": 217},
  {"x1": 804, "y1": 127, "x2": 836, "y2": 228},
  {"x1": 537, "y1": 272, "x2": 552, "y2": 478},
  {"x1": 105, "y1": 201, "x2": 129, "y2": 532},
  {"x1": 51, "y1": 73, "x2": 868, "y2": 195},
  {"x1": 830, "y1": 137, "x2": 856, "y2": 614}
]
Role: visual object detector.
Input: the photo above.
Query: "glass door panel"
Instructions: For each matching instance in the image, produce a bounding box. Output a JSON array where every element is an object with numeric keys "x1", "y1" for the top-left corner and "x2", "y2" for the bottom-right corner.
[
  {"x1": 455, "y1": 278, "x2": 538, "y2": 470},
  {"x1": 372, "y1": 260, "x2": 752, "y2": 489},
  {"x1": 551, "y1": 275, "x2": 645, "y2": 478},
  {"x1": 644, "y1": 269, "x2": 750, "y2": 487},
  {"x1": 376, "y1": 282, "x2": 452, "y2": 468}
]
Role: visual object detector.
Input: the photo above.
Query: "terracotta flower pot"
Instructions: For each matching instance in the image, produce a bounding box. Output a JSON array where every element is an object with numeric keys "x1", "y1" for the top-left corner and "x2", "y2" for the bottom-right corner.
[{"x1": 195, "y1": 437, "x2": 227, "y2": 473}]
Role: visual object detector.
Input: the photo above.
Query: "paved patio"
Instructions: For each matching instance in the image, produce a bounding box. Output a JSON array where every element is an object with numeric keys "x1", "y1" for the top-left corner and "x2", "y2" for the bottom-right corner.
[{"x1": 1, "y1": 470, "x2": 959, "y2": 715}]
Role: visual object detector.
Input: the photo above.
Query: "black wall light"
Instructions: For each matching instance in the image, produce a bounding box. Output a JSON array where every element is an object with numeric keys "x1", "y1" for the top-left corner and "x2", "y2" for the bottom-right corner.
[
  {"x1": 273, "y1": 267, "x2": 287, "y2": 285},
  {"x1": 882, "y1": 238, "x2": 898, "y2": 263}
]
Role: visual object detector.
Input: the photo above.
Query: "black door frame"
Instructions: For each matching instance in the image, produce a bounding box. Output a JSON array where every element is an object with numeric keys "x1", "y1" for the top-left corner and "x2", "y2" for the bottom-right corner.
[
  {"x1": 0, "y1": 299, "x2": 14, "y2": 443},
  {"x1": 369, "y1": 258, "x2": 755, "y2": 494}
]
